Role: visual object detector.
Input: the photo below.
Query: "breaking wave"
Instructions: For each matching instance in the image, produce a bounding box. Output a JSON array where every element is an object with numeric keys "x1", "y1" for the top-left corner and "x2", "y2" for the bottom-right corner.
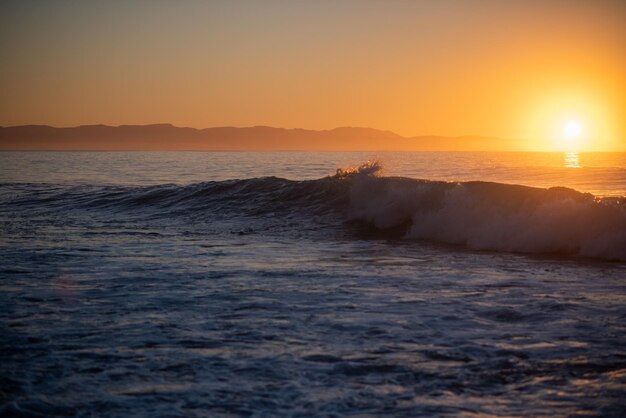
[
  {"x1": 1, "y1": 160, "x2": 625, "y2": 261},
  {"x1": 347, "y1": 163, "x2": 626, "y2": 261}
]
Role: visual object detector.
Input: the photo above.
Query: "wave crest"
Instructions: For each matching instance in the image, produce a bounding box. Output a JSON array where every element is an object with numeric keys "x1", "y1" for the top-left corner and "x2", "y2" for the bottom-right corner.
[{"x1": 2, "y1": 162, "x2": 624, "y2": 261}]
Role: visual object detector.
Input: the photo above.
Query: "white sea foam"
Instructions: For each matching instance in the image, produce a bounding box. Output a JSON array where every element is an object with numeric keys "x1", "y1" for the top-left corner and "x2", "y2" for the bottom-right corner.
[{"x1": 348, "y1": 168, "x2": 626, "y2": 261}]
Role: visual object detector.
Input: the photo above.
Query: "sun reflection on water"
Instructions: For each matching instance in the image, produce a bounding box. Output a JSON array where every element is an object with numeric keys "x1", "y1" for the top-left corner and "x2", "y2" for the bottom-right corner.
[{"x1": 564, "y1": 152, "x2": 580, "y2": 168}]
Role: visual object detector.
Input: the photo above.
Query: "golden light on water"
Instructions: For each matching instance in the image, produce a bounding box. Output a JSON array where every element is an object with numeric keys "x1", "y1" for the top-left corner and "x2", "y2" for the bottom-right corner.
[{"x1": 564, "y1": 151, "x2": 580, "y2": 168}]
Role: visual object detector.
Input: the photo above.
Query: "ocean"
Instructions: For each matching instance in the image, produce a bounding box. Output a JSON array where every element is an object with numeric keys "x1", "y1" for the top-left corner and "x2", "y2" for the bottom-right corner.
[{"x1": 1, "y1": 151, "x2": 625, "y2": 417}]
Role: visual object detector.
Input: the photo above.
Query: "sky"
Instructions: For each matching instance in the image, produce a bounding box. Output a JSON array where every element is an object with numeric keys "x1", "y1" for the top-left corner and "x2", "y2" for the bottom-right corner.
[{"x1": 1, "y1": 0, "x2": 625, "y2": 150}]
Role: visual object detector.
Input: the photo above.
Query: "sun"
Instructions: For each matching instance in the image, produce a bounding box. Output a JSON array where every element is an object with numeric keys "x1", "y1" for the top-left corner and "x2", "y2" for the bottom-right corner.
[
  {"x1": 552, "y1": 117, "x2": 587, "y2": 152},
  {"x1": 559, "y1": 119, "x2": 584, "y2": 151},
  {"x1": 563, "y1": 120, "x2": 582, "y2": 139},
  {"x1": 524, "y1": 90, "x2": 620, "y2": 152}
]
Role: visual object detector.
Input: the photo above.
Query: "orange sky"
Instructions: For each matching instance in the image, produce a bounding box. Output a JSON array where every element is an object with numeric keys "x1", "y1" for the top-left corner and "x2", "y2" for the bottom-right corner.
[{"x1": 1, "y1": 0, "x2": 624, "y2": 151}]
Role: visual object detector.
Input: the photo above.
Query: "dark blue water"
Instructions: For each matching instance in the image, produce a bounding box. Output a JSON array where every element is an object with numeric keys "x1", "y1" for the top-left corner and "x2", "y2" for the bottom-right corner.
[{"x1": 1, "y1": 153, "x2": 625, "y2": 417}]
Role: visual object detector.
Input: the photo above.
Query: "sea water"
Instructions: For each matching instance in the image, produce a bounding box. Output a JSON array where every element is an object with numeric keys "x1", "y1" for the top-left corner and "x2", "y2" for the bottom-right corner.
[{"x1": 1, "y1": 151, "x2": 625, "y2": 417}]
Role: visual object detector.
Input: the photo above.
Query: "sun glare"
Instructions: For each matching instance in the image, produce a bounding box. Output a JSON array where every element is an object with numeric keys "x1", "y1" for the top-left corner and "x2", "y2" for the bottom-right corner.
[
  {"x1": 563, "y1": 120, "x2": 582, "y2": 139},
  {"x1": 560, "y1": 119, "x2": 584, "y2": 151},
  {"x1": 524, "y1": 90, "x2": 620, "y2": 152}
]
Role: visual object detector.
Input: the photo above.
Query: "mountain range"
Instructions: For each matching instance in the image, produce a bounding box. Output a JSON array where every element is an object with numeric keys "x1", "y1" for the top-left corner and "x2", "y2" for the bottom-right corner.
[{"x1": 0, "y1": 124, "x2": 514, "y2": 151}]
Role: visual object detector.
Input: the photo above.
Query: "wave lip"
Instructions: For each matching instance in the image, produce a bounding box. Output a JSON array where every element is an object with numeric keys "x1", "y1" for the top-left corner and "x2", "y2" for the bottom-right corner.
[{"x1": 348, "y1": 170, "x2": 626, "y2": 261}]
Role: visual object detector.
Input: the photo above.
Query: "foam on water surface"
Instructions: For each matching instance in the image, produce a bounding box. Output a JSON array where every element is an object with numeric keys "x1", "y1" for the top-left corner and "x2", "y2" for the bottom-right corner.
[{"x1": 1, "y1": 152, "x2": 625, "y2": 417}]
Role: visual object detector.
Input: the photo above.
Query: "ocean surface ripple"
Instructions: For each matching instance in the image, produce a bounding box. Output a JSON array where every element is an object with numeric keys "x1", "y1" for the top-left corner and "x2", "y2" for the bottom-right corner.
[{"x1": 1, "y1": 160, "x2": 625, "y2": 417}]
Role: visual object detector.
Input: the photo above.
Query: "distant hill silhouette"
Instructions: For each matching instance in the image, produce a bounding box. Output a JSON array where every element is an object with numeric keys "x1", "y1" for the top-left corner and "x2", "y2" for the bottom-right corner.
[{"x1": 0, "y1": 124, "x2": 515, "y2": 151}]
